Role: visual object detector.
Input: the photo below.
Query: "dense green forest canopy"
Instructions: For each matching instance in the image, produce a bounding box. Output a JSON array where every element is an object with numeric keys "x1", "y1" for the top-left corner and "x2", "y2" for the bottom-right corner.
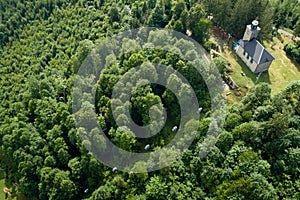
[
  {"x1": 0, "y1": 0, "x2": 299, "y2": 199},
  {"x1": 270, "y1": 0, "x2": 300, "y2": 35}
]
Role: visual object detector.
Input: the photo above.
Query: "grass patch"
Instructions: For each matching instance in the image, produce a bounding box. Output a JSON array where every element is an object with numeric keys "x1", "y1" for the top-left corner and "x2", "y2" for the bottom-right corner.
[
  {"x1": 261, "y1": 36, "x2": 300, "y2": 94},
  {"x1": 221, "y1": 48, "x2": 255, "y2": 103},
  {"x1": 0, "y1": 178, "x2": 7, "y2": 200}
]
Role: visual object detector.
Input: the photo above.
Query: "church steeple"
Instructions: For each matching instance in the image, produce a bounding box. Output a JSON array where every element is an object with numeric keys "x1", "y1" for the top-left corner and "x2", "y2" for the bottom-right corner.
[{"x1": 242, "y1": 20, "x2": 261, "y2": 41}]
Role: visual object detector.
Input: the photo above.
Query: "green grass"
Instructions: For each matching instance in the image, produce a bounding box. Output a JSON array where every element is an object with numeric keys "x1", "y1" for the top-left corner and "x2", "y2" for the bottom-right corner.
[
  {"x1": 0, "y1": 178, "x2": 7, "y2": 200},
  {"x1": 221, "y1": 47, "x2": 256, "y2": 103},
  {"x1": 261, "y1": 36, "x2": 300, "y2": 93}
]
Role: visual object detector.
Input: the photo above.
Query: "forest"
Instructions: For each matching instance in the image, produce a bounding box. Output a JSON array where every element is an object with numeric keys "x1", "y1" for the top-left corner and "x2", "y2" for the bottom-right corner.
[{"x1": 0, "y1": 0, "x2": 299, "y2": 199}]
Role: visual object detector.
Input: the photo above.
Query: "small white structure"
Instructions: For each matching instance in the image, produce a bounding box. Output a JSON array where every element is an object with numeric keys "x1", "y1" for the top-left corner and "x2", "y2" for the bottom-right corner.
[
  {"x1": 172, "y1": 126, "x2": 178, "y2": 132},
  {"x1": 186, "y1": 29, "x2": 192, "y2": 37},
  {"x1": 112, "y1": 167, "x2": 118, "y2": 173},
  {"x1": 197, "y1": 107, "x2": 203, "y2": 114},
  {"x1": 144, "y1": 144, "x2": 150, "y2": 150}
]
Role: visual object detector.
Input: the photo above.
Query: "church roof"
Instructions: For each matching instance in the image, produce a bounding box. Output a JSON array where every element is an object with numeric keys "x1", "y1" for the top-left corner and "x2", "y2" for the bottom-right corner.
[{"x1": 240, "y1": 39, "x2": 275, "y2": 64}]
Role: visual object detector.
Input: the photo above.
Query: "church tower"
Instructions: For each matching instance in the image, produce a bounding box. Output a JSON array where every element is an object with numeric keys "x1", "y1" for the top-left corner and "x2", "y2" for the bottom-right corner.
[{"x1": 242, "y1": 20, "x2": 261, "y2": 41}]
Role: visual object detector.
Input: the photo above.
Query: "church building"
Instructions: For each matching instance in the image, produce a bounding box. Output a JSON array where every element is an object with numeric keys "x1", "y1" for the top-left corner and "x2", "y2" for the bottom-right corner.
[{"x1": 235, "y1": 20, "x2": 275, "y2": 73}]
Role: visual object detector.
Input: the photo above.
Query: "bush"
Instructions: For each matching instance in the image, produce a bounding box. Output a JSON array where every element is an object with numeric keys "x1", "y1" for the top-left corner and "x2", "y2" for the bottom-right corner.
[
  {"x1": 203, "y1": 40, "x2": 218, "y2": 51},
  {"x1": 213, "y1": 57, "x2": 228, "y2": 75},
  {"x1": 284, "y1": 42, "x2": 300, "y2": 63}
]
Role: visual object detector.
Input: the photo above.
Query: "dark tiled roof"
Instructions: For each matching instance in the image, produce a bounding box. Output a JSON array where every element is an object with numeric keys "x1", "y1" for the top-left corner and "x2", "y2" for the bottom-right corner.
[{"x1": 240, "y1": 39, "x2": 275, "y2": 64}]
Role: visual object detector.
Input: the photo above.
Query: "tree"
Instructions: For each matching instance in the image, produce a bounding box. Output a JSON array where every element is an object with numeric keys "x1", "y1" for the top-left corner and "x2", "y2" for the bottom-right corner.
[
  {"x1": 131, "y1": 86, "x2": 162, "y2": 126},
  {"x1": 232, "y1": 122, "x2": 262, "y2": 148},
  {"x1": 229, "y1": 0, "x2": 273, "y2": 39},
  {"x1": 284, "y1": 41, "x2": 300, "y2": 64},
  {"x1": 213, "y1": 57, "x2": 228, "y2": 75},
  {"x1": 224, "y1": 113, "x2": 243, "y2": 131},
  {"x1": 253, "y1": 105, "x2": 276, "y2": 121},
  {"x1": 74, "y1": 39, "x2": 94, "y2": 73},
  {"x1": 282, "y1": 148, "x2": 300, "y2": 177},
  {"x1": 147, "y1": 29, "x2": 174, "y2": 47},
  {"x1": 172, "y1": 0, "x2": 186, "y2": 21},
  {"x1": 266, "y1": 112, "x2": 289, "y2": 140},
  {"x1": 125, "y1": 53, "x2": 145, "y2": 69},
  {"x1": 146, "y1": 176, "x2": 168, "y2": 200},
  {"x1": 243, "y1": 83, "x2": 271, "y2": 107},
  {"x1": 0, "y1": 2, "x2": 299, "y2": 200},
  {"x1": 108, "y1": 127, "x2": 137, "y2": 151},
  {"x1": 259, "y1": 3, "x2": 274, "y2": 40},
  {"x1": 148, "y1": 4, "x2": 166, "y2": 27},
  {"x1": 57, "y1": 148, "x2": 70, "y2": 165},
  {"x1": 191, "y1": 18, "x2": 212, "y2": 43},
  {"x1": 39, "y1": 167, "x2": 77, "y2": 200},
  {"x1": 248, "y1": 172, "x2": 278, "y2": 200},
  {"x1": 216, "y1": 131, "x2": 233, "y2": 154},
  {"x1": 295, "y1": 20, "x2": 300, "y2": 36},
  {"x1": 109, "y1": 4, "x2": 120, "y2": 23},
  {"x1": 273, "y1": 0, "x2": 299, "y2": 34},
  {"x1": 216, "y1": 176, "x2": 251, "y2": 199},
  {"x1": 187, "y1": 3, "x2": 206, "y2": 27},
  {"x1": 213, "y1": 0, "x2": 232, "y2": 28},
  {"x1": 179, "y1": 83, "x2": 194, "y2": 108},
  {"x1": 128, "y1": 161, "x2": 148, "y2": 190}
]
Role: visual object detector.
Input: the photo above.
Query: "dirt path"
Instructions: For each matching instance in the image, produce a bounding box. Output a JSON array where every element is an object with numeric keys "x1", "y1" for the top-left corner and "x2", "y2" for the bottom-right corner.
[{"x1": 278, "y1": 29, "x2": 300, "y2": 41}]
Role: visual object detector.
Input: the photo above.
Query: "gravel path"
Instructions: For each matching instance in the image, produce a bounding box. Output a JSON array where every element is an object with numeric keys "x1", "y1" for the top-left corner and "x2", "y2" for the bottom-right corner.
[{"x1": 278, "y1": 29, "x2": 300, "y2": 41}]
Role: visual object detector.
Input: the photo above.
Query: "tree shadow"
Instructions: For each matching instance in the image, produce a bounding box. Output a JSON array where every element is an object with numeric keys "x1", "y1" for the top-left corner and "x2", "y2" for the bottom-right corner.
[
  {"x1": 285, "y1": 53, "x2": 300, "y2": 72},
  {"x1": 258, "y1": 71, "x2": 271, "y2": 85}
]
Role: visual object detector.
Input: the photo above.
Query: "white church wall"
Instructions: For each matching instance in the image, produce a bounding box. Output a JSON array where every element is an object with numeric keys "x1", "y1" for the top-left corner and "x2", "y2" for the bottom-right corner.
[
  {"x1": 255, "y1": 61, "x2": 272, "y2": 73},
  {"x1": 236, "y1": 46, "x2": 258, "y2": 73}
]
